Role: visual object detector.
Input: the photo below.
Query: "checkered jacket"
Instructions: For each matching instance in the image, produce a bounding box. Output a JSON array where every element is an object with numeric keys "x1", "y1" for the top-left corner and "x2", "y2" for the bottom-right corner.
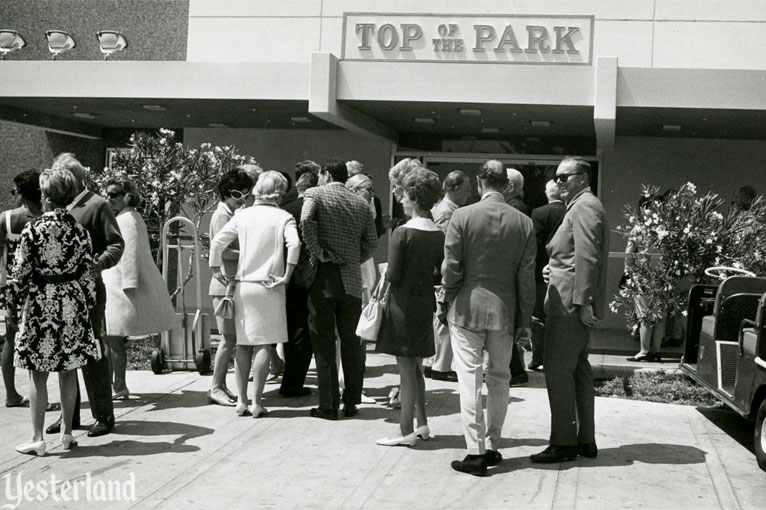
[{"x1": 301, "y1": 182, "x2": 377, "y2": 298}]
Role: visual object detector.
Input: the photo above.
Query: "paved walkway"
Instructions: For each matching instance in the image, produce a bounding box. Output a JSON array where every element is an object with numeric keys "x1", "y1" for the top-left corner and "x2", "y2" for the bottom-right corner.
[{"x1": 1, "y1": 344, "x2": 763, "y2": 510}]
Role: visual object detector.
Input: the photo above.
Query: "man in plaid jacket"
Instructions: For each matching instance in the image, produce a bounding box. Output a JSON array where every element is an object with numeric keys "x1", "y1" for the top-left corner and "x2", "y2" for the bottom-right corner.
[{"x1": 301, "y1": 159, "x2": 377, "y2": 420}]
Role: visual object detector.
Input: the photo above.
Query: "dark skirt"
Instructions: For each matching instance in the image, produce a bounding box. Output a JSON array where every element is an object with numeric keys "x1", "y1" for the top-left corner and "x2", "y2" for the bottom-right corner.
[{"x1": 375, "y1": 287, "x2": 436, "y2": 359}]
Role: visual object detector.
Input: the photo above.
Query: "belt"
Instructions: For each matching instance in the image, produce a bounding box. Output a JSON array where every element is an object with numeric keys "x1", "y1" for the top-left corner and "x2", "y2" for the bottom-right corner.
[{"x1": 33, "y1": 271, "x2": 84, "y2": 285}]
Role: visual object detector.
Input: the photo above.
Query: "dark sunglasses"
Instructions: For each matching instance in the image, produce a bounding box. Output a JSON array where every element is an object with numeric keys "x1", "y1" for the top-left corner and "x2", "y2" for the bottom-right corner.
[
  {"x1": 229, "y1": 189, "x2": 251, "y2": 200},
  {"x1": 554, "y1": 172, "x2": 585, "y2": 183},
  {"x1": 106, "y1": 191, "x2": 125, "y2": 199}
]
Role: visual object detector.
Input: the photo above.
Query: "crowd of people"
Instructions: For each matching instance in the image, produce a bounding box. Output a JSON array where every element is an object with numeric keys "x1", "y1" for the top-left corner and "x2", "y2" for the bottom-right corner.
[{"x1": 1, "y1": 153, "x2": 611, "y2": 477}]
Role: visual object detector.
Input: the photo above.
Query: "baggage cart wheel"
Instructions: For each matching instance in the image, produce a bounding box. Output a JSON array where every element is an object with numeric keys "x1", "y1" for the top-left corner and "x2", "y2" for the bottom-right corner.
[
  {"x1": 756, "y1": 398, "x2": 766, "y2": 472},
  {"x1": 195, "y1": 349, "x2": 211, "y2": 375},
  {"x1": 150, "y1": 349, "x2": 165, "y2": 375}
]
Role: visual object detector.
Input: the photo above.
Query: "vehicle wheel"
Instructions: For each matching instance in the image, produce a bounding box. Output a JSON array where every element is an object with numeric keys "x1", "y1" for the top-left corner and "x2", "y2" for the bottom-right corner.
[
  {"x1": 195, "y1": 349, "x2": 211, "y2": 375},
  {"x1": 756, "y1": 399, "x2": 766, "y2": 472},
  {"x1": 150, "y1": 349, "x2": 165, "y2": 375}
]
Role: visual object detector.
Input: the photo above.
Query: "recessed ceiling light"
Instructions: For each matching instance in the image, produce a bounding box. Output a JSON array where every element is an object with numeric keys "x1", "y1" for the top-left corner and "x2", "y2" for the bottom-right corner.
[
  {"x1": 142, "y1": 104, "x2": 167, "y2": 111},
  {"x1": 290, "y1": 116, "x2": 311, "y2": 123},
  {"x1": 530, "y1": 121, "x2": 551, "y2": 128},
  {"x1": 414, "y1": 118, "x2": 435, "y2": 124},
  {"x1": 460, "y1": 108, "x2": 482, "y2": 116},
  {"x1": 662, "y1": 124, "x2": 681, "y2": 131},
  {"x1": 73, "y1": 112, "x2": 97, "y2": 119},
  {"x1": 209, "y1": 123, "x2": 227, "y2": 128},
  {"x1": 481, "y1": 127, "x2": 500, "y2": 133}
]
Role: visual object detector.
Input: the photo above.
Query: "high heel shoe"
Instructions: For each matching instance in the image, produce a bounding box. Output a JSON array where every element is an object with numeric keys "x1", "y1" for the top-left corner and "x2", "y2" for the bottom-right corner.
[
  {"x1": 60, "y1": 433, "x2": 77, "y2": 451},
  {"x1": 415, "y1": 425, "x2": 430, "y2": 441},
  {"x1": 16, "y1": 440, "x2": 46, "y2": 457},
  {"x1": 235, "y1": 403, "x2": 251, "y2": 416},
  {"x1": 376, "y1": 431, "x2": 417, "y2": 447}
]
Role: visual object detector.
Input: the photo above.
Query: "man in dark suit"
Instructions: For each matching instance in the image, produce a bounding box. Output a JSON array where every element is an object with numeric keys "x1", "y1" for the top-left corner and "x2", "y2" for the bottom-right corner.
[
  {"x1": 280, "y1": 163, "x2": 320, "y2": 397},
  {"x1": 531, "y1": 157, "x2": 608, "y2": 463},
  {"x1": 442, "y1": 160, "x2": 536, "y2": 476},
  {"x1": 48, "y1": 153, "x2": 124, "y2": 437},
  {"x1": 528, "y1": 179, "x2": 566, "y2": 371},
  {"x1": 301, "y1": 159, "x2": 377, "y2": 420}
]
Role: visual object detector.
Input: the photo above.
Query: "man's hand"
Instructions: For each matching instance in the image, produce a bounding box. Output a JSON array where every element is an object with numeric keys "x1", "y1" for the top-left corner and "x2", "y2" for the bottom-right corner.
[
  {"x1": 542, "y1": 264, "x2": 551, "y2": 284},
  {"x1": 90, "y1": 260, "x2": 103, "y2": 277},
  {"x1": 515, "y1": 326, "x2": 532, "y2": 351},
  {"x1": 437, "y1": 301, "x2": 449, "y2": 326},
  {"x1": 579, "y1": 304, "x2": 597, "y2": 327}
]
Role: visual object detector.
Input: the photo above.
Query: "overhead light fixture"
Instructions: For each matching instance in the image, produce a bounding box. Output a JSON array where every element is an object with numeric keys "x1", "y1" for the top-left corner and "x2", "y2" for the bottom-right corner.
[
  {"x1": 0, "y1": 30, "x2": 26, "y2": 60},
  {"x1": 530, "y1": 121, "x2": 551, "y2": 128},
  {"x1": 142, "y1": 104, "x2": 167, "y2": 111},
  {"x1": 45, "y1": 30, "x2": 76, "y2": 60},
  {"x1": 662, "y1": 124, "x2": 681, "y2": 132},
  {"x1": 96, "y1": 30, "x2": 128, "y2": 60},
  {"x1": 73, "y1": 112, "x2": 97, "y2": 119},
  {"x1": 460, "y1": 108, "x2": 482, "y2": 116},
  {"x1": 481, "y1": 127, "x2": 500, "y2": 133},
  {"x1": 208, "y1": 123, "x2": 227, "y2": 128},
  {"x1": 290, "y1": 116, "x2": 311, "y2": 123},
  {"x1": 414, "y1": 118, "x2": 435, "y2": 124}
]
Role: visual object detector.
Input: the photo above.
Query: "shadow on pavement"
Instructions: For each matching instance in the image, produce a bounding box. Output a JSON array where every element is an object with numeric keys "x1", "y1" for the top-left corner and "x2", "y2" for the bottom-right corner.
[
  {"x1": 696, "y1": 406, "x2": 755, "y2": 454},
  {"x1": 137, "y1": 390, "x2": 211, "y2": 412}
]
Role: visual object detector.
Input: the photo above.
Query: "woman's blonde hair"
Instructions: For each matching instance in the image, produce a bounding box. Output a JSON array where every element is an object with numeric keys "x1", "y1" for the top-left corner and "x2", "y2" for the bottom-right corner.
[
  {"x1": 40, "y1": 167, "x2": 79, "y2": 206},
  {"x1": 388, "y1": 158, "x2": 423, "y2": 188},
  {"x1": 254, "y1": 170, "x2": 287, "y2": 202}
]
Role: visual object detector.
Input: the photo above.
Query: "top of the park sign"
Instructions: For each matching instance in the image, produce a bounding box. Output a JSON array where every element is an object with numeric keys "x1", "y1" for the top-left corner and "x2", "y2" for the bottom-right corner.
[{"x1": 342, "y1": 13, "x2": 594, "y2": 65}]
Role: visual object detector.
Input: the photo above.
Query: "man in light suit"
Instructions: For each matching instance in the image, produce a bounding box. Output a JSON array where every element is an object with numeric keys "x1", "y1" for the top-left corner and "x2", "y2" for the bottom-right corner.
[
  {"x1": 531, "y1": 156, "x2": 609, "y2": 463},
  {"x1": 441, "y1": 160, "x2": 536, "y2": 476}
]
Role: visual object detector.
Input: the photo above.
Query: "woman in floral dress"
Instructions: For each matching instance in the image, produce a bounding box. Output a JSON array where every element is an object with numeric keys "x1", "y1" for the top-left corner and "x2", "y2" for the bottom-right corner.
[{"x1": 8, "y1": 167, "x2": 100, "y2": 456}]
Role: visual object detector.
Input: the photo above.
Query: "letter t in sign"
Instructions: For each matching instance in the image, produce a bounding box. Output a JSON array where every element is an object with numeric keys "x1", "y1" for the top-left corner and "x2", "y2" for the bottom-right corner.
[{"x1": 356, "y1": 24, "x2": 376, "y2": 50}]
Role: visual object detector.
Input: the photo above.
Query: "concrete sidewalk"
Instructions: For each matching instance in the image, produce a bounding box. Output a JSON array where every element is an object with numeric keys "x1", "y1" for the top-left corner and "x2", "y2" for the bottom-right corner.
[{"x1": 1, "y1": 344, "x2": 763, "y2": 510}]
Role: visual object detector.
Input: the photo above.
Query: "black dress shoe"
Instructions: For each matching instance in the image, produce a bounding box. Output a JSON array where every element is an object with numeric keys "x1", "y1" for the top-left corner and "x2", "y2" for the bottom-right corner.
[
  {"x1": 343, "y1": 404, "x2": 358, "y2": 418},
  {"x1": 46, "y1": 414, "x2": 81, "y2": 435},
  {"x1": 527, "y1": 362, "x2": 543, "y2": 371},
  {"x1": 278, "y1": 387, "x2": 312, "y2": 397},
  {"x1": 647, "y1": 352, "x2": 662, "y2": 363},
  {"x1": 530, "y1": 445, "x2": 578, "y2": 463},
  {"x1": 510, "y1": 372, "x2": 529, "y2": 386},
  {"x1": 484, "y1": 449, "x2": 503, "y2": 467},
  {"x1": 451, "y1": 454, "x2": 488, "y2": 477},
  {"x1": 577, "y1": 443, "x2": 598, "y2": 458},
  {"x1": 87, "y1": 415, "x2": 115, "y2": 437},
  {"x1": 423, "y1": 366, "x2": 432, "y2": 378},
  {"x1": 309, "y1": 407, "x2": 338, "y2": 421},
  {"x1": 430, "y1": 370, "x2": 458, "y2": 382}
]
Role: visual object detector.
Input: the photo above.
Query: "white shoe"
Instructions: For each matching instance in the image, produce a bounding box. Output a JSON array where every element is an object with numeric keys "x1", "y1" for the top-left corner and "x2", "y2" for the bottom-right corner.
[
  {"x1": 415, "y1": 425, "x2": 430, "y2": 441},
  {"x1": 360, "y1": 392, "x2": 376, "y2": 404},
  {"x1": 376, "y1": 432, "x2": 417, "y2": 447},
  {"x1": 61, "y1": 433, "x2": 77, "y2": 450},
  {"x1": 16, "y1": 440, "x2": 46, "y2": 456}
]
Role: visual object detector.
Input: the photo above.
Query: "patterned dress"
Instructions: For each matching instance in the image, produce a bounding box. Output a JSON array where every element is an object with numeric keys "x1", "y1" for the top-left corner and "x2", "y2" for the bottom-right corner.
[{"x1": 6, "y1": 209, "x2": 101, "y2": 372}]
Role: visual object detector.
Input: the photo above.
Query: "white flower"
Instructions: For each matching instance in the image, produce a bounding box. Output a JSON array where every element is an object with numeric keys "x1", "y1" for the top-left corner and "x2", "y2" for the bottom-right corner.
[
  {"x1": 683, "y1": 225, "x2": 691, "y2": 234},
  {"x1": 682, "y1": 310, "x2": 688, "y2": 317}
]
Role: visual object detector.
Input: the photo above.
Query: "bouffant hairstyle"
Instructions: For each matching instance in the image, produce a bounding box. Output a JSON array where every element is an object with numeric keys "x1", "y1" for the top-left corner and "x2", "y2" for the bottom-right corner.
[
  {"x1": 254, "y1": 170, "x2": 288, "y2": 202},
  {"x1": 388, "y1": 158, "x2": 423, "y2": 188},
  {"x1": 107, "y1": 178, "x2": 143, "y2": 208},
  {"x1": 346, "y1": 160, "x2": 365, "y2": 177},
  {"x1": 40, "y1": 168, "x2": 79, "y2": 207},
  {"x1": 477, "y1": 160, "x2": 508, "y2": 190},
  {"x1": 403, "y1": 168, "x2": 442, "y2": 211},
  {"x1": 320, "y1": 159, "x2": 349, "y2": 184},
  {"x1": 216, "y1": 171, "x2": 254, "y2": 201},
  {"x1": 13, "y1": 170, "x2": 42, "y2": 206}
]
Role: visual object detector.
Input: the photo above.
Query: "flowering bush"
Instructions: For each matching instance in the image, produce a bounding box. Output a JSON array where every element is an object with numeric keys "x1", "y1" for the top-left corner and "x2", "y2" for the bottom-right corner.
[
  {"x1": 92, "y1": 129, "x2": 259, "y2": 262},
  {"x1": 610, "y1": 183, "x2": 766, "y2": 331}
]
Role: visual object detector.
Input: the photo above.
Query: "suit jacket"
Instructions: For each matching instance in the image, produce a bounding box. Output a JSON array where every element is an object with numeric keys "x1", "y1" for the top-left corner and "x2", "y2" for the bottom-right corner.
[
  {"x1": 544, "y1": 188, "x2": 609, "y2": 319},
  {"x1": 506, "y1": 197, "x2": 531, "y2": 217},
  {"x1": 68, "y1": 189, "x2": 124, "y2": 273},
  {"x1": 442, "y1": 192, "x2": 536, "y2": 331},
  {"x1": 431, "y1": 196, "x2": 459, "y2": 234},
  {"x1": 301, "y1": 182, "x2": 377, "y2": 298},
  {"x1": 531, "y1": 200, "x2": 566, "y2": 282}
]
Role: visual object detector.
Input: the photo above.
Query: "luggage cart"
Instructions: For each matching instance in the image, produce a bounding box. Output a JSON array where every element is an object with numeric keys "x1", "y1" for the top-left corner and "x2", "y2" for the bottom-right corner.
[{"x1": 151, "y1": 216, "x2": 212, "y2": 375}]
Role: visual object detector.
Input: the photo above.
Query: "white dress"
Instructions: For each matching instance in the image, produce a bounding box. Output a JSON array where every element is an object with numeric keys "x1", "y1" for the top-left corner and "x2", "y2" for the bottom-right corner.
[
  {"x1": 103, "y1": 208, "x2": 177, "y2": 336},
  {"x1": 209, "y1": 202, "x2": 300, "y2": 345}
]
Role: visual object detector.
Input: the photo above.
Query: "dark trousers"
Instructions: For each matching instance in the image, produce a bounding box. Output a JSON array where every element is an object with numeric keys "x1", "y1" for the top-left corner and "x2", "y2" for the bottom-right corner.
[
  {"x1": 76, "y1": 279, "x2": 114, "y2": 421},
  {"x1": 308, "y1": 264, "x2": 363, "y2": 411},
  {"x1": 543, "y1": 316, "x2": 595, "y2": 446},
  {"x1": 530, "y1": 281, "x2": 548, "y2": 366},
  {"x1": 280, "y1": 283, "x2": 313, "y2": 393}
]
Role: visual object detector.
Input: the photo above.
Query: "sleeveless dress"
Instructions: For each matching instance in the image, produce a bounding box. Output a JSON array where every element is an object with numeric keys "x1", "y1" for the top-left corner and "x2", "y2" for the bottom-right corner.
[
  {"x1": 7, "y1": 210, "x2": 101, "y2": 372},
  {"x1": 0, "y1": 212, "x2": 22, "y2": 311}
]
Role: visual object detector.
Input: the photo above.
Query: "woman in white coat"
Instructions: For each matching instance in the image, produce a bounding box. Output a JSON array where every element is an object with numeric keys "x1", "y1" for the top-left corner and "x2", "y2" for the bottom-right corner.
[
  {"x1": 210, "y1": 171, "x2": 300, "y2": 418},
  {"x1": 102, "y1": 179, "x2": 177, "y2": 399}
]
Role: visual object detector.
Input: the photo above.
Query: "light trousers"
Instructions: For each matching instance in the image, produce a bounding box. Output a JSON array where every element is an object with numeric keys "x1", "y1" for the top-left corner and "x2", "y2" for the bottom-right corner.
[{"x1": 449, "y1": 321, "x2": 513, "y2": 455}]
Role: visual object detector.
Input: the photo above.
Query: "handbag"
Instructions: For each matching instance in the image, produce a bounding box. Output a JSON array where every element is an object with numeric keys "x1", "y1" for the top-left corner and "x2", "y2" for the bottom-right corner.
[
  {"x1": 355, "y1": 274, "x2": 390, "y2": 342},
  {"x1": 214, "y1": 280, "x2": 236, "y2": 320}
]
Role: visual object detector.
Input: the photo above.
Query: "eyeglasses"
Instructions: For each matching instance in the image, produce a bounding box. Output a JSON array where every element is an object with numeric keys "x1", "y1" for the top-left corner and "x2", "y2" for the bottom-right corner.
[
  {"x1": 229, "y1": 189, "x2": 251, "y2": 200},
  {"x1": 106, "y1": 191, "x2": 125, "y2": 199},
  {"x1": 554, "y1": 172, "x2": 585, "y2": 183}
]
